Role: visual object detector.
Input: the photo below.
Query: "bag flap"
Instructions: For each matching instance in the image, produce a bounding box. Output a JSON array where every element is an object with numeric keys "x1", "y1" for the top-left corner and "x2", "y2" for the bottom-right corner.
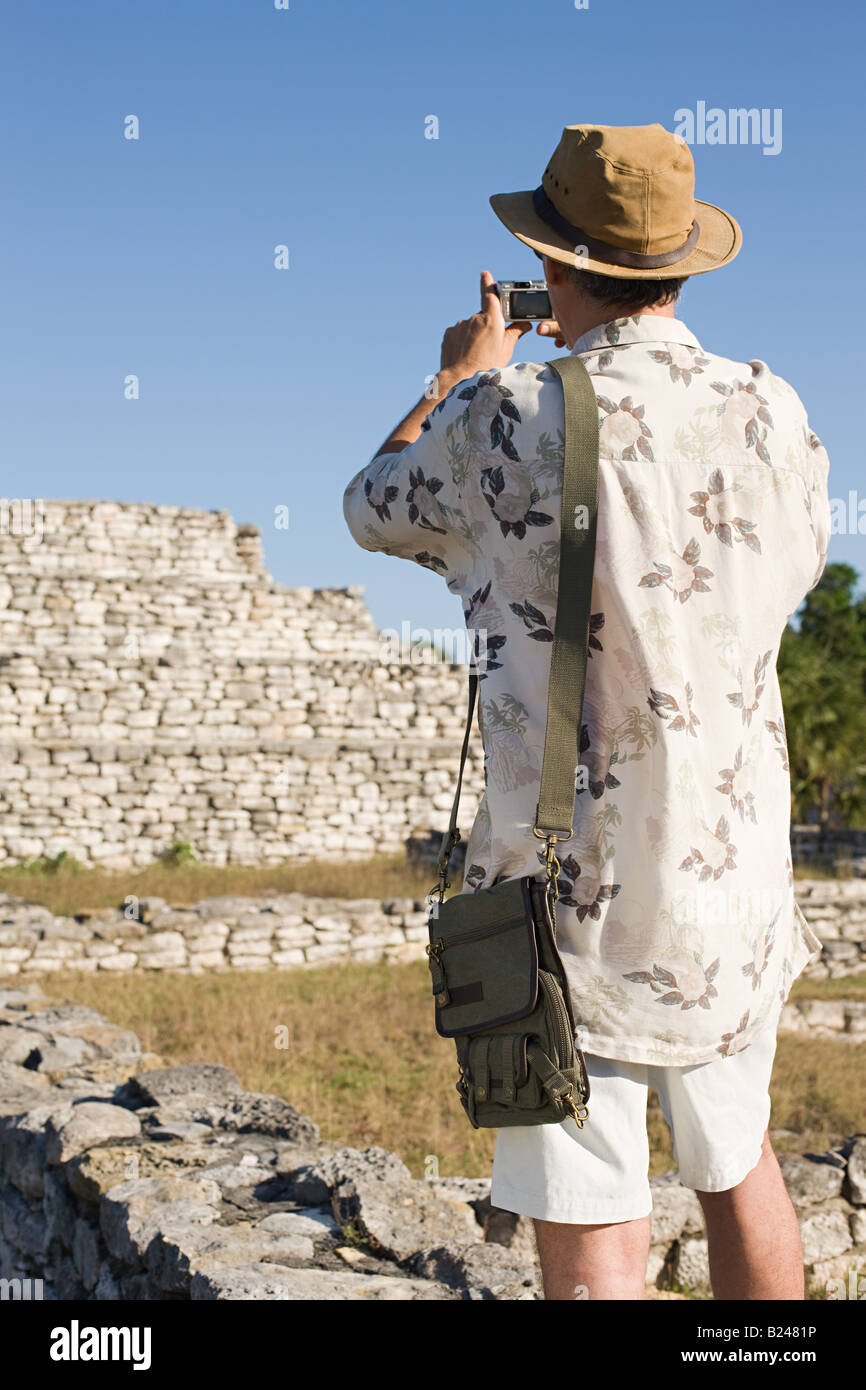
[{"x1": 430, "y1": 877, "x2": 539, "y2": 1037}]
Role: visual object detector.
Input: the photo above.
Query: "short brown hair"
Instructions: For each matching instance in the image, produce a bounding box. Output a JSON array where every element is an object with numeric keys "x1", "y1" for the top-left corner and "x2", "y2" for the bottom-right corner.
[{"x1": 565, "y1": 265, "x2": 686, "y2": 312}]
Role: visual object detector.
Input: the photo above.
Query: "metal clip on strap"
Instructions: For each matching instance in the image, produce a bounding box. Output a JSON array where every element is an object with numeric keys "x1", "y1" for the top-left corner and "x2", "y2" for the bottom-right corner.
[{"x1": 527, "y1": 1041, "x2": 590, "y2": 1128}]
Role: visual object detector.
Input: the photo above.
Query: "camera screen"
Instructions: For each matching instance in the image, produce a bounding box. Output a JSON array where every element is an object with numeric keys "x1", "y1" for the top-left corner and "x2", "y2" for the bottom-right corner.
[{"x1": 508, "y1": 289, "x2": 552, "y2": 320}]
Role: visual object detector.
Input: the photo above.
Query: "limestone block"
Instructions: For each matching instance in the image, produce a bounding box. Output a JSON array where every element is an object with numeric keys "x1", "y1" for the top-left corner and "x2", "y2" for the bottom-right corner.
[
  {"x1": 72, "y1": 1216, "x2": 102, "y2": 1290},
  {"x1": 780, "y1": 1154, "x2": 845, "y2": 1204},
  {"x1": 137, "y1": 952, "x2": 188, "y2": 970},
  {"x1": 350, "y1": 928, "x2": 405, "y2": 950},
  {"x1": 99, "y1": 1175, "x2": 222, "y2": 1268},
  {"x1": 188, "y1": 950, "x2": 226, "y2": 970},
  {"x1": 272, "y1": 950, "x2": 306, "y2": 967},
  {"x1": 303, "y1": 944, "x2": 349, "y2": 964},
  {"x1": 675, "y1": 1237, "x2": 710, "y2": 1289},
  {"x1": 273, "y1": 927, "x2": 316, "y2": 947},
  {"x1": 409, "y1": 1242, "x2": 540, "y2": 1299},
  {"x1": 95, "y1": 952, "x2": 139, "y2": 971},
  {"x1": 45, "y1": 1101, "x2": 142, "y2": 1164},
  {"x1": 1, "y1": 1101, "x2": 76, "y2": 1198},
  {"x1": 648, "y1": 1173, "x2": 705, "y2": 1245},
  {"x1": 799, "y1": 1201, "x2": 855, "y2": 1265},
  {"x1": 847, "y1": 1138, "x2": 866, "y2": 1205},
  {"x1": 190, "y1": 1261, "x2": 458, "y2": 1300}
]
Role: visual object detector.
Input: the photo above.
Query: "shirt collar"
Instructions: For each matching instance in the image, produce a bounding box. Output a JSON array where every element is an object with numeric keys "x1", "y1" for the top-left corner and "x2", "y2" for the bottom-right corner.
[{"x1": 570, "y1": 314, "x2": 703, "y2": 356}]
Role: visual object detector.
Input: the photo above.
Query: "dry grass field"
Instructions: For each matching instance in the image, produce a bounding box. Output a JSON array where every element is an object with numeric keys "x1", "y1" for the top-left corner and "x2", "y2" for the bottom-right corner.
[{"x1": 0, "y1": 848, "x2": 841, "y2": 918}]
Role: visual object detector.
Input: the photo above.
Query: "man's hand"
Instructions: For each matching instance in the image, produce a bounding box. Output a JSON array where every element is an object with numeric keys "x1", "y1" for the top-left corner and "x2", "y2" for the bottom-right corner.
[
  {"x1": 369, "y1": 271, "x2": 532, "y2": 460},
  {"x1": 439, "y1": 270, "x2": 532, "y2": 378},
  {"x1": 536, "y1": 319, "x2": 567, "y2": 349}
]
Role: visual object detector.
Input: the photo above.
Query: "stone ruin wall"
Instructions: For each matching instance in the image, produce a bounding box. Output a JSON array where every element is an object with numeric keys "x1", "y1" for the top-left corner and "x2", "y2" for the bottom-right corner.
[{"x1": 0, "y1": 501, "x2": 483, "y2": 869}]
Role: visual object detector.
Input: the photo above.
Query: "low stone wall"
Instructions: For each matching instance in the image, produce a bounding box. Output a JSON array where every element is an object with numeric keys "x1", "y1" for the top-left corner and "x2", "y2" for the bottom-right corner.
[
  {"x1": 0, "y1": 878, "x2": 865, "y2": 985},
  {"x1": 0, "y1": 892, "x2": 430, "y2": 977},
  {"x1": 794, "y1": 878, "x2": 866, "y2": 978},
  {"x1": 780, "y1": 999, "x2": 866, "y2": 1039},
  {"x1": 1, "y1": 984, "x2": 864, "y2": 1301}
]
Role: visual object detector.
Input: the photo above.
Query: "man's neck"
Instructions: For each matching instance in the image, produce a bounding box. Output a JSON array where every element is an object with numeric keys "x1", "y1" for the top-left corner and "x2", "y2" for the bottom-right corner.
[{"x1": 565, "y1": 301, "x2": 676, "y2": 350}]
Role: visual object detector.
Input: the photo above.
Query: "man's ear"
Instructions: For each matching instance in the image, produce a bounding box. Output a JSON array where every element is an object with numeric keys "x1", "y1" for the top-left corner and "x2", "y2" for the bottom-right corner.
[{"x1": 542, "y1": 254, "x2": 570, "y2": 286}]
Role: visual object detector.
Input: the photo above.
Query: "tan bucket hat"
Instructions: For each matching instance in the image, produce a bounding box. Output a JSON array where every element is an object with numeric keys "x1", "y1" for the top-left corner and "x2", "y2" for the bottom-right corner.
[{"x1": 489, "y1": 122, "x2": 742, "y2": 279}]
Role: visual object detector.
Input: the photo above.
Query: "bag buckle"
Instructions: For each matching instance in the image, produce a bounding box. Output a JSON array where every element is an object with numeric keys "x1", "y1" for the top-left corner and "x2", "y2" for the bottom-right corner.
[
  {"x1": 560, "y1": 1083, "x2": 590, "y2": 1130},
  {"x1": 425, "y1": 937, "x2": 450, "y2": 1007},
  {"x1": 532, "y1": 824, "x2": 572, "y2": 899},
  {"x1": 430, "y1": 825, "x2": 461, "y2": 908}
]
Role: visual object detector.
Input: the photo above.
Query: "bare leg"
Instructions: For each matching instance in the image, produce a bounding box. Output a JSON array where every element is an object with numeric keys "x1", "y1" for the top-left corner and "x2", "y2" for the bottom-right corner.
[
  {"x1": 695, "y1": 1130, "x2": 804, "y2": 1300},
  {"x1": 532, "y1": 1214, "x2": 651, "y2": 1300}
]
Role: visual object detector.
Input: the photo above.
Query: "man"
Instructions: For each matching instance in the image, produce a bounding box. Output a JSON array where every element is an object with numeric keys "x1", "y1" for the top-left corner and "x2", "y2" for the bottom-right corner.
[{"x1": 343, "y1": 123, "x2": 831, "y2": 1300}]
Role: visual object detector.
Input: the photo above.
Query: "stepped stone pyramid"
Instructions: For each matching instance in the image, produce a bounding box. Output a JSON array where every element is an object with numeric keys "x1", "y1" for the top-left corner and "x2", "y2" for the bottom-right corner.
[{"x1": 0, "y1": 500, "x2": 480, "y2": 868}]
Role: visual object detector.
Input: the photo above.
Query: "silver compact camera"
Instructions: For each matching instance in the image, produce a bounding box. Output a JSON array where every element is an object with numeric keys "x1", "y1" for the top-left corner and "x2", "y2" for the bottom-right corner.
[{"x1": 495, "y1": 279, "x2": 552, "y2": 321}]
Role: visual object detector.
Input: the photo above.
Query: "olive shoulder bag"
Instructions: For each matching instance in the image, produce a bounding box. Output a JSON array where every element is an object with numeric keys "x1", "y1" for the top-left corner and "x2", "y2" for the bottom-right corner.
[{"x1": 425, "y1": 353, "x2": 600, "y2": 1131}]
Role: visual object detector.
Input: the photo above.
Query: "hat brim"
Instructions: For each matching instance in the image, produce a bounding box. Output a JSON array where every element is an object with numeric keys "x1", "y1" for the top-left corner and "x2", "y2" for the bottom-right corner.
[{"x1": 489, "y1": 189, "x2": 741, "y2": 278}]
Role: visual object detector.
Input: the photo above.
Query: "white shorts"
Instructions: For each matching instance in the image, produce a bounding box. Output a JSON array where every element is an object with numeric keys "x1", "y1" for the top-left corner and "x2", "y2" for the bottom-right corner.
[{"x1": 490, "y1": 1025, "x2": 777, "y2": 1224}]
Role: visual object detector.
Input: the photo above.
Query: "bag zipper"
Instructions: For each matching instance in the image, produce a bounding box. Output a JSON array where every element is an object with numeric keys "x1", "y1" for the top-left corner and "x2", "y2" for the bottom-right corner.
[
  {"x1": 538, "y1": 969, "x2": 573, "y2": 1064},
  {"x1": 426, "y1": 913, "x2": 525, "y2": 1006},
  {"x1": 539, "y1": 973, "x2": 592, "y2": 1112},
  {"x1": 432, "y1": 911, "x2": 527, "y2": 950},
  {"x1": 537, "y1": 969, "x2": 590, "y2": 1106}
]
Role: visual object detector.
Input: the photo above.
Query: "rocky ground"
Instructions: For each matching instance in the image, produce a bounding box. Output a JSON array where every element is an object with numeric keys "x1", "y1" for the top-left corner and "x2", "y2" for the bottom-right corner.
[{"x1": 1, "y1": 982, "x2": 865, "y2": 1300}]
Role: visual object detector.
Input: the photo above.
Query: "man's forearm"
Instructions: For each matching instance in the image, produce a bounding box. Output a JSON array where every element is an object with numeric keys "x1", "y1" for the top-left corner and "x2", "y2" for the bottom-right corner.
[{"x1": 372, "y1": 367, "x2": 464, "y2": 458}]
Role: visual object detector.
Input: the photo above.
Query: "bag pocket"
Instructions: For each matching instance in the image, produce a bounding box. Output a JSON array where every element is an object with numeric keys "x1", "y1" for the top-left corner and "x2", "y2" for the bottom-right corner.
[
  {"x1": 427, "y1": 880, "x2": 539, "y2": 1038},
  {"x1": 457, "y1": 1032, "x2": 545, "y2": 1116}
]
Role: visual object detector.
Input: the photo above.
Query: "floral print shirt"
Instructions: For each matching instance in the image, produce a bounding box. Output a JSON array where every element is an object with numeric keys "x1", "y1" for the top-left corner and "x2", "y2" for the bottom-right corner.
[{"x1": 343, "y1": 315, "x2": 831, "y2": 1064}]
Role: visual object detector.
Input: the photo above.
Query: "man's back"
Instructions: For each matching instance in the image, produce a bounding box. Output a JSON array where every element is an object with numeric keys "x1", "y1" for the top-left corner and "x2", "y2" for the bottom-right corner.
[{"x1": 344, "y1": 311, "x2": 831, "y2": 1066}]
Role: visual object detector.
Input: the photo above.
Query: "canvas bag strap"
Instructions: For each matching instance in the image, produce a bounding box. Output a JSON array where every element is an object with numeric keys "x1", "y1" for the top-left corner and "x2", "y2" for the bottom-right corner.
[
  {"x1": 434, "y1": 354, "x2": 599, "y2": 896},
  {"x1": 435, "y1": 666, "x2": 478, "y2": 891},
  {"x1": 534, "y1": 354, "x2": 600, "y2": 841}
]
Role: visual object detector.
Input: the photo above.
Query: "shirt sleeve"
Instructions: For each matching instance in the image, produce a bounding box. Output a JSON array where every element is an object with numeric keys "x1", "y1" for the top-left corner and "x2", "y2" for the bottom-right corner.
[
  {"x1": 802, "y1": 422, "x2": 832, "y2": 592},
  {"x1": 342, "y1": 377, "x2": 477, "y2": 584}
]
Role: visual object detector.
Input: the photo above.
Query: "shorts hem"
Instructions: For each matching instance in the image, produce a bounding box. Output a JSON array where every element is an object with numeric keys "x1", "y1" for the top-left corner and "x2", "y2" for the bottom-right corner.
[
  {"x1": 489, "y1": 1185, "x2": 654, "y2": 1226},
  {"x1": 676, "y1": 1138, "x2": 766, "y2": 1194}
]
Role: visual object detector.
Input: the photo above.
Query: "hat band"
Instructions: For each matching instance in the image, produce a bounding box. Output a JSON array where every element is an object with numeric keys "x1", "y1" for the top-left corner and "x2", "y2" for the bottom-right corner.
[{"x1": 532, "y1": 186, "x2": 700, "y2": 269}]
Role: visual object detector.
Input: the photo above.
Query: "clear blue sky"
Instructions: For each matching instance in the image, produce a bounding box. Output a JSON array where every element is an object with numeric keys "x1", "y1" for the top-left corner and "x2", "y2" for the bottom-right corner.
[{"x1": 2, "y1": 0, "x2": 863, "y2": 638}]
